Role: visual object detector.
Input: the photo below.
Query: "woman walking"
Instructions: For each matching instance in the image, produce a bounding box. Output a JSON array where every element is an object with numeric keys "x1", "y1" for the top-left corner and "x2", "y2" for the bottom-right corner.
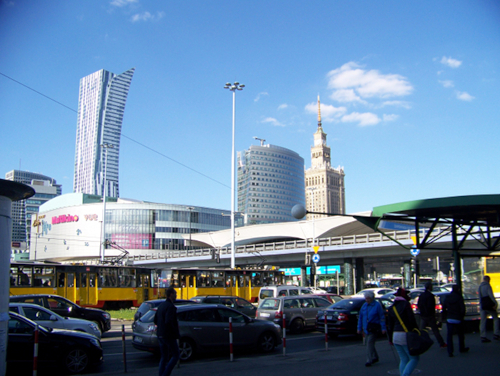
[
  {"x1": 357, "y1": 290, "x2": 386, "y2": 367},
  {"x1": 387, "y1": 287, "x2": 420, "y2": 376}
]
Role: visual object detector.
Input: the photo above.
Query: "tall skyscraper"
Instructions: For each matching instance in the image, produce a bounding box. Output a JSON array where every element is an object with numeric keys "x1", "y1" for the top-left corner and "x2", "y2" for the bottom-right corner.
[
  {"x1": 305, "y1": 96, "x2": 346, "y2": 219},
  {"x1": 237, "y1": 140, "x2": 305, "y2": 225},
  {"x1": 5, "y1": 170, "x2": 61, "y2": 247},
  {"x1": 73, "y1": 68, "x2": 135, "y2": 198}
]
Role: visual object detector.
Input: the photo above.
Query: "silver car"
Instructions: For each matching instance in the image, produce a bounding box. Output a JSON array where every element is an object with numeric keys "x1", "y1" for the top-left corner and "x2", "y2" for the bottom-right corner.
[
  {"x1": 132, "y1": 304, "x2": 281, "y2": 361},
  {"x1": 9, "y1": 303, "x2": 102, "y2": 339}
]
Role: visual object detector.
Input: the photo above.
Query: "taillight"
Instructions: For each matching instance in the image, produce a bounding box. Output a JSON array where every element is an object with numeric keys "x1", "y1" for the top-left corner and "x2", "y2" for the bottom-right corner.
[
  {"x1": 255, "y1": 310, "x2": 259, "y2": 316},
  {"x1": 435, "y1": 304, "x2": 442, "y2": 311},
  {"x1": 275, "y1": 311, "x2": 283, "y2": 319},
  {"x1": 338, "y1": 313, "x2": 349, "y2": 322},
  {"x1": 411, "y1": 304, "x2": 417, "y2": 310}
]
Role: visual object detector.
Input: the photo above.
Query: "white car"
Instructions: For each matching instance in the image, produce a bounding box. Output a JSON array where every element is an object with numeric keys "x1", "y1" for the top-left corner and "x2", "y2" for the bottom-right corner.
[
  {"x1": 9, "y1": 303, "x2": 102, "y2": 339},
  {"x1": 355, "y1": 288, "x2": 396, "y2": 298}
]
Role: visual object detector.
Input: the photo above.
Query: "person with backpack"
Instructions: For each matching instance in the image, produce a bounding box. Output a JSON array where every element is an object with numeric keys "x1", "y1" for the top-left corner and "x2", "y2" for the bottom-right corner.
[{"x1": 478, "y1": 275, "x2": 499, "y2": 342}]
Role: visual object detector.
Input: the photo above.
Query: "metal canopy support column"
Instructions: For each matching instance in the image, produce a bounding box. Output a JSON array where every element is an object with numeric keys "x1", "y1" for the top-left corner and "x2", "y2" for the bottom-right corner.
[
  {"x1": 403, "y1": 261, "x2": 411, "y2": 288},
  {"x1": 452, "y1": 221, "x2": 463, "y2": 293},
  {"x1": 344, "y1": 258, "x2": 354, "y2": 295},
  {"x1": 355, "y1": 258, "x2": 365, "y2": 293}
]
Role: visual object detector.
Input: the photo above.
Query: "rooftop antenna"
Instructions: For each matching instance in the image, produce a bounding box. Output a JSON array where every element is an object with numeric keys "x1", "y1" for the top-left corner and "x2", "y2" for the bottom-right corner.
[{"x1": 253, "y1": 137, "x2": 266, "y2": 146}]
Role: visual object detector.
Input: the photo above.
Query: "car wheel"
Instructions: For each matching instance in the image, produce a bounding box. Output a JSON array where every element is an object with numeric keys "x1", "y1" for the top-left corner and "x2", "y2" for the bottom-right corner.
[
  {"x1": 178, "y1": 338, "x2": 195, "y2": 361},
  {"x1": 258, "y1": 331, "x2": 276, "y2": 352},
  {"x1": 64, "y1": 347, "x2": 89, "y2": 374},
  {"x1": 290, "y1": 318, "x2": 304, "y2": 334}
]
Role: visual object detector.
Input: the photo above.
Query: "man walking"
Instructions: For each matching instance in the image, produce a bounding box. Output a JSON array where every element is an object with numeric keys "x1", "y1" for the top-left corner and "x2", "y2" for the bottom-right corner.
[
  {"x1": 478, "y1": 275, "x2": 499, "y2": 342},
  {"x1": 417, "y1": 281, "x2": 446, "y2": 348},
  {"x1": 442, "y1": 285, "x2": 469, "y2": 357},
  {"x1": 154, "y1": 287, "x2": 180, "y2": 376}
]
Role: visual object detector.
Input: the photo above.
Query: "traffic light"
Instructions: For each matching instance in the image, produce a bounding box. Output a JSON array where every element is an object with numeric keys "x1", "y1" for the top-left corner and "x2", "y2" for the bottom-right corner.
[
  {"x1": 411, "y1": 258, "x2": 416, "y2": 273},
  {"x1": 310, "y1": 263, "x2": 316, "y2": 275}
]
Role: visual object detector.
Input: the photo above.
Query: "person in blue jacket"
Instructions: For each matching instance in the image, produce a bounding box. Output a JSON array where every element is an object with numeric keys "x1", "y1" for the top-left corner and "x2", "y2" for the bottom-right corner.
[{"x1": 357, "y1": 290, "x2": 387, "y2": 367}]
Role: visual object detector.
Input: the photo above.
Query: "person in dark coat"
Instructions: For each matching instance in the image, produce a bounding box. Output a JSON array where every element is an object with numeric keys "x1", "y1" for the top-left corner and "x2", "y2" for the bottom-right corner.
[
  {"x1": 442, "y1": 285, "x2": 469, "y2": 357},
  {"x1": 154, "y1": 287, "x2": 180, "y2": 376},
  {"x1": 417, "y1": 282, "x2": 446, "y2": 348},
  {"x1": 387, "y1": 287, "x2": 420, "y2": 376}
]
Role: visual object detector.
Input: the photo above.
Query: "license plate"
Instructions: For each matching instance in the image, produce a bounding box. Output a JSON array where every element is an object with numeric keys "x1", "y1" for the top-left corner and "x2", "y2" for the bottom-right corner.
[
  {"x1": 260, "y1": 313, "x2": 270, "y2": 317},
  {"x1": 133, "y1": 336, "x2": 143, "y2": 344},
  {"x1": 327, "y1": 316, "x2": 332, "y2": 320}
]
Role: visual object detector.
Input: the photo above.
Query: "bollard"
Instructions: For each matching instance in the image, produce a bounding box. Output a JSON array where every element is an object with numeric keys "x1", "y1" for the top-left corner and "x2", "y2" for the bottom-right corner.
[
  {"x1": 324, "y1": 314, "x2": 328, "y2": 351},
  {"x1": 33, "y1": 323, "x2": 39, "y2": 376},
  {"x1": 282, "y1": 313, "x2": 286, "y2": 356},
  {"x1": 229, "y1": 317, "x2": 234, "y2": 362},
  {"x1": 122, "y1": 324, "x2": 127, "y2": 373}
]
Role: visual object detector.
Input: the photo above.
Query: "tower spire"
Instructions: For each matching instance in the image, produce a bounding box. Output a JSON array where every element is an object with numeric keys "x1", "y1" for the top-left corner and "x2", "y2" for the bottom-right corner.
[{"x1": 317, "y1": 94, "x2": 322, "y2": 128}]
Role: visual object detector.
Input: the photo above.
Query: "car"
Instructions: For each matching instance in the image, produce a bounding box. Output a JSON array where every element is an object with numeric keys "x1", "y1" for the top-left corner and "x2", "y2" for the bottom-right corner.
[
  {"x1": 189, "y1": 296, "x2": 257, "y2": 317},
  {"x1": 315, "y1": 296, "x2": 393, "y2": 338},
  {"x1": 354, "y1": 288, "x2": 396, "y2": 298},
  {"x1": 310, "y1": 293, "x2": 344, "y2": 304},
  {"x1": 9, "y1": 302, "x2": 101, "y2": 339},
  {"x1": 133, "y1": 298, "x2": 198, "y2": 322},
  {"x1": 131, "y1": 304, "x2": 281, "y2": 361},
  {"x1": 381, "y1": 288, "x2": 425, "y2": 301},
  {"x1": 9, "y1": 294, "x2": 111, "y2": 333},
  {"x1": 256, "y1": 295, "x2": 331, "y2": 333},
  {"x1": 258, "y1": 285, "x2": 316, "y2": 301},
  {"x1": 7, "y1": 311, "x2": 103, "y2": 374}
]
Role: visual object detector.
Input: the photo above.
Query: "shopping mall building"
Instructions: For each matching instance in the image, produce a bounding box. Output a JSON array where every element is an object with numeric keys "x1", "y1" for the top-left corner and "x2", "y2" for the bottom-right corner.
[{"x1": 29, "y1": 193, "x2": 236, "y2": 262}]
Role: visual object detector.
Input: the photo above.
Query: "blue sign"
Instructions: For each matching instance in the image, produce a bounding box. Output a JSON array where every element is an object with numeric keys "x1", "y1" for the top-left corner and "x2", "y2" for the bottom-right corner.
[
  {"x1": 282, "y1": 265, "x2": 341, "y2": 276},
  {"x1": 410, "y1": 247, "x2": 420, "y2": 257},
  {"x1": 312, "y1": 254, "x2": 320, "y2": 263}
]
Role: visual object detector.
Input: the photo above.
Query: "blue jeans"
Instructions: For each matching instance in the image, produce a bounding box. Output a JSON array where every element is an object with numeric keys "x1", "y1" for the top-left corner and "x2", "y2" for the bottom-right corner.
[
  {"x1": 394, "y1": 344, "x2": 419, "y2": 376},
  {"x1": 158, "y1": 337, "x2": 180, "y2": 376}
]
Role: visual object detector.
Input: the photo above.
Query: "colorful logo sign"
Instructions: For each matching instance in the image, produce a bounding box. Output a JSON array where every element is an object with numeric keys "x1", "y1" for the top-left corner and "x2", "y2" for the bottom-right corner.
[{"x1": 52, "y1": 214, "x2": 79, "y2": 225}]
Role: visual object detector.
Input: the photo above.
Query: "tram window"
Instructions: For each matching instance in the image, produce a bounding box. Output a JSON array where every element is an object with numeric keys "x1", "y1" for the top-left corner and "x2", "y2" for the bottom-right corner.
[
  {"x1": 16, "y1": 267, "x2": 32, "y2": 287},
  {"x1": 196, "y1": 271, "x2": 210, "y2": 287},
  {"x1": 143, "y1": 275, "x2": 150, "y2": 287},
  {"x1": 89, "y1": 275, "x2": 95, "y2": 287},
  {"x1": 238, "y1": 275, "x2": 247, "y2": 288},
  {"x1": 33, "y1": 267, "x2": 54, "y2": 287},
  {"x1": 81, "y1": 273, "x2": 87, "y2": 288},
  {"x1": 67, "y1": 273, "x2": 75, "y2": 288},
  {"x1": 171, "y1": 271, "x2": 179, "y2": 288},
  {"x1": 252, "y1": 272, "x2": 262, "y2": 286},
  {"x1": 99, "y1": 268, "x2": 118, "y2": 287},
  {"x1": 118, "y1": 268, "x2": 136, "y2": 287},
  {"x1": 58, "y1": 273, "x2": 65, "y2": 287},
  {"x1": 486, "y1": 258, "x2": 500, "y2": 273},
  {"x1": 212, "y1": 272, "x2": 225, "y2": 288}
]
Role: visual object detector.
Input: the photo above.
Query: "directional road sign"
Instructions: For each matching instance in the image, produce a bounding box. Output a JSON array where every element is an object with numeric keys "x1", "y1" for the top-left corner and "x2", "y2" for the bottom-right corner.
[{"x1": 312, "y1": 254, "x2": 320, "y2": 263}]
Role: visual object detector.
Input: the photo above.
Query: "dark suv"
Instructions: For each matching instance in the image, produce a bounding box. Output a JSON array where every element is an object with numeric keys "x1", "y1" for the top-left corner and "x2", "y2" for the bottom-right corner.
[
  {"x1": 190, "y1": 296, "x2": 257, "y2": 317},
  {"x1": 9, "y1": 294, "x2": 111, "y2": 333}
]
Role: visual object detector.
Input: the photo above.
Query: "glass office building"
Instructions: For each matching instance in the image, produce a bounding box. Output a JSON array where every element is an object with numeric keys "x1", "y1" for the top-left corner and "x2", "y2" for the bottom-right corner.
[
  {"x1": 237, "y1": 143, "x2": 305, "y2": 225},
  {"x1": 73, "y1": 68, "x2": 135, "y2": 198}
]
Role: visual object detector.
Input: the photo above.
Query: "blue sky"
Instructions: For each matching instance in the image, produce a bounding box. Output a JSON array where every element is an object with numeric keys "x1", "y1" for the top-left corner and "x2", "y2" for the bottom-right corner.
[{"x1": 1, "y1": 0, "x2": 499, "y2": 214}]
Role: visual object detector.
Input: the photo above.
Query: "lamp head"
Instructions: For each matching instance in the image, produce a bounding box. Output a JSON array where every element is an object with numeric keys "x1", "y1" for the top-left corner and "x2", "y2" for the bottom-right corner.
[{"x1": 291, "y1": 204, "x2": 307, "y2": 219}]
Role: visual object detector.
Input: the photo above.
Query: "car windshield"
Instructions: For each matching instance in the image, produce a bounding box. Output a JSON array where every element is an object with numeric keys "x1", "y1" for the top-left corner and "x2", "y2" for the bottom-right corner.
[
  {"x1": 329, "y1": 299, "x2": 364, "y2": 310},
  {"x1": 140, "y1": 309, "x2": 157, "y2": 323}
]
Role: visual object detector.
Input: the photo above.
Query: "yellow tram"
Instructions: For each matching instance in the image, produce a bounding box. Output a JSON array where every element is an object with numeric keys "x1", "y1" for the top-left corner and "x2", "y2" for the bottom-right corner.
[
  {"x1": 164, "y1": 267, "x2": 285, "y2": 302},
  {"x1": 10, "y1": 261, "x2": 160, "y2": 309}
]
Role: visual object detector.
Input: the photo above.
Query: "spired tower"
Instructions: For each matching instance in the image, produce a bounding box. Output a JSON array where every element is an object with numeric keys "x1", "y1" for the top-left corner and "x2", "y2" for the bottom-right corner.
[{"x1": 304, "y1": 95, "x2": 345, "y2": 219}]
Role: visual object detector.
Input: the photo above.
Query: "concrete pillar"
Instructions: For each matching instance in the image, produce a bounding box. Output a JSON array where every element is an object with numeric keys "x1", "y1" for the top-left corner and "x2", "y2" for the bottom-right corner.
[
  {"x1": 355, "y1": 258, "x2": 365, "y2": 292},
  {"x1": 0, "y1": 180, "x2": 35, "y2": 376},
  {"x1": 403, "y1": 261, "x2": 411, "y2": 288},
  {"x1": 301, "y1": 266, "x2": 308, "y2": 287},
  {"x1": 344, "y1": 258, "x2": 354, "y2": 295}
]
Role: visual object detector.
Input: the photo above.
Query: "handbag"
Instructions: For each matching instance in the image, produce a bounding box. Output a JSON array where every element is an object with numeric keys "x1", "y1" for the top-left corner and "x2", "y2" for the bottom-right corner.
[
  {"x1": 392, "y1": 305, "x2": 434, "y2": 356},
  {"x1": 480, "y1": 296, "x2": 496, "y2": 311}
]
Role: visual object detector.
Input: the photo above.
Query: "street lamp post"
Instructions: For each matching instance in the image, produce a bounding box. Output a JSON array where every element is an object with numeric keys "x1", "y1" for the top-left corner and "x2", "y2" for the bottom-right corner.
[
  {"x1": 307, "y1": 187, "x2": 317, "y2": 288},
  {"x1": 224, "y1": 81, "x2": 245, "y2": 269},
  {"x1": 101, "y1": 143, "x2": 113, "y2": 263}
]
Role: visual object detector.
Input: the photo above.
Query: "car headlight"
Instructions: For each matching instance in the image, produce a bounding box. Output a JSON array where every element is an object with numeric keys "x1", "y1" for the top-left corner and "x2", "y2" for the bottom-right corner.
[
  {"x1": 89, "y1": 323, "x2": 99, "y2": 331},
  {"x1": 102, "y1": 313, "x2": 111, "y2": 320},
  {"x1": 273, "y1": 323, "x2": 281, "y2": 329},
  {"x1": 147, "y1": 324, "x2": 157, "y2": 333},
  {"x1": 90, "y1": 338, "x2": 101, "y2": 348}
]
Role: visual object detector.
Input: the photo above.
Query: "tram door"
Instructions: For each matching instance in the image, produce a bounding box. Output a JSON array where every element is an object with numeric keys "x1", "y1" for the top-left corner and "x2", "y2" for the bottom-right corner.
[{"x1": 79, "y1": 273, "x2": 98, "y2": 306}]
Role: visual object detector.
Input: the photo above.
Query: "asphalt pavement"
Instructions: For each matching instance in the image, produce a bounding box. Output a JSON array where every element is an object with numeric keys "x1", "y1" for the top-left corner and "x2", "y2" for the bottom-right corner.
[{"x1": 100, "y1": 325, "x2": 500, "y2": 376}]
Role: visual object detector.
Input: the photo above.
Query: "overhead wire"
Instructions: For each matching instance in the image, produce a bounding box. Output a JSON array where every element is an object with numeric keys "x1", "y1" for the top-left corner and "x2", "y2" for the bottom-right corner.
[{"x1": 0, "y1": 71, "x2": 230, "y2": 190}]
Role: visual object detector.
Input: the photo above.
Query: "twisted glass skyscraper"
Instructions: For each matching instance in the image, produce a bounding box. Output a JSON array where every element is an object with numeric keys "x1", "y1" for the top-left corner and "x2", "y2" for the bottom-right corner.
[{"x1": 73, "y1": 68, "x2": 135, "y2": 198}]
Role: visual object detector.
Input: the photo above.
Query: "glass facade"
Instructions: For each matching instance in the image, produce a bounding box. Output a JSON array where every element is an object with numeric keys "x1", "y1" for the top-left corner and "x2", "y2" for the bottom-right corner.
[{"x1": 237, "y1": 144, "x2": 305, "y2": 225}]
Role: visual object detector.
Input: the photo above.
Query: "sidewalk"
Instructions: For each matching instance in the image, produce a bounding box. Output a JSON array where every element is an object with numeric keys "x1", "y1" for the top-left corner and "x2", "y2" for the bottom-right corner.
[{"x1": 102, "y1": 331, "x2": 499, "y2": 376}]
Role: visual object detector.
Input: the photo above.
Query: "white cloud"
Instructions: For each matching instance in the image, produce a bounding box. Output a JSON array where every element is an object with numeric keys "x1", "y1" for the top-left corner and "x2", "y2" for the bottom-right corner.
[
  {"x1": 254, "y1": 92, "x2": 269, "y2": 102},
  {"x1": 341, "y1": 112, "x2": 380, "y2": 127},
  {"x1": 439, "y1": 80, "x2": 454, "y2": 88},
  {"x1": 131, "y1": 11, "x2": 165, "y2": 22},
  {"x1": 277, "y1": 104, "x2": 288, "y2": 110},
  {"x1": 305, "y1": 102, "x2": 346, "y2": 122},
  {"x1": 383, "y1": 114, "x2": 399, "y2": 122},
  {"x1": 330, "y1": 89, "x2": 366, "y2": 104},
  {"x1": 262, "y1": 117, "x2": 285, "y2": 127},
  {"x1": 456, "y1": 91, "x2": 475, "y2": 101},
  {"x1": 111, "y1": 0, "x2": 137, "y2": 7},
  {"x1": 381, "y1": 100, "x2": 411, "y2": 109},
  {"x1": 440, "y1": 56, "x2": 462, "y2": 68},
  {"x1": 327, "y1": 62, "x2": 413, "y2": 100}
]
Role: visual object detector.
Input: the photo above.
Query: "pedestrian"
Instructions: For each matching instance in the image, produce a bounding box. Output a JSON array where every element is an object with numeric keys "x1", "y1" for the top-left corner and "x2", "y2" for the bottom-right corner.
[
  {"x1": 417, "y1": 281, "x2": 447, "y2": 348},
  {"x1": 478, "y1": 275, "x2": 499, "y2": 342},
  {"x1": 154, "y1": 287, "x2": 180, "y2": 376},
  {"x1": 357, "y1": 290, "x2": 386, "y2": 367},
  {"x1": 387, "y1": 287, "x2": 420, "y2": 376},
  {"x1": 442, "y1": 285, "x2": 469, "y2": 357}
]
